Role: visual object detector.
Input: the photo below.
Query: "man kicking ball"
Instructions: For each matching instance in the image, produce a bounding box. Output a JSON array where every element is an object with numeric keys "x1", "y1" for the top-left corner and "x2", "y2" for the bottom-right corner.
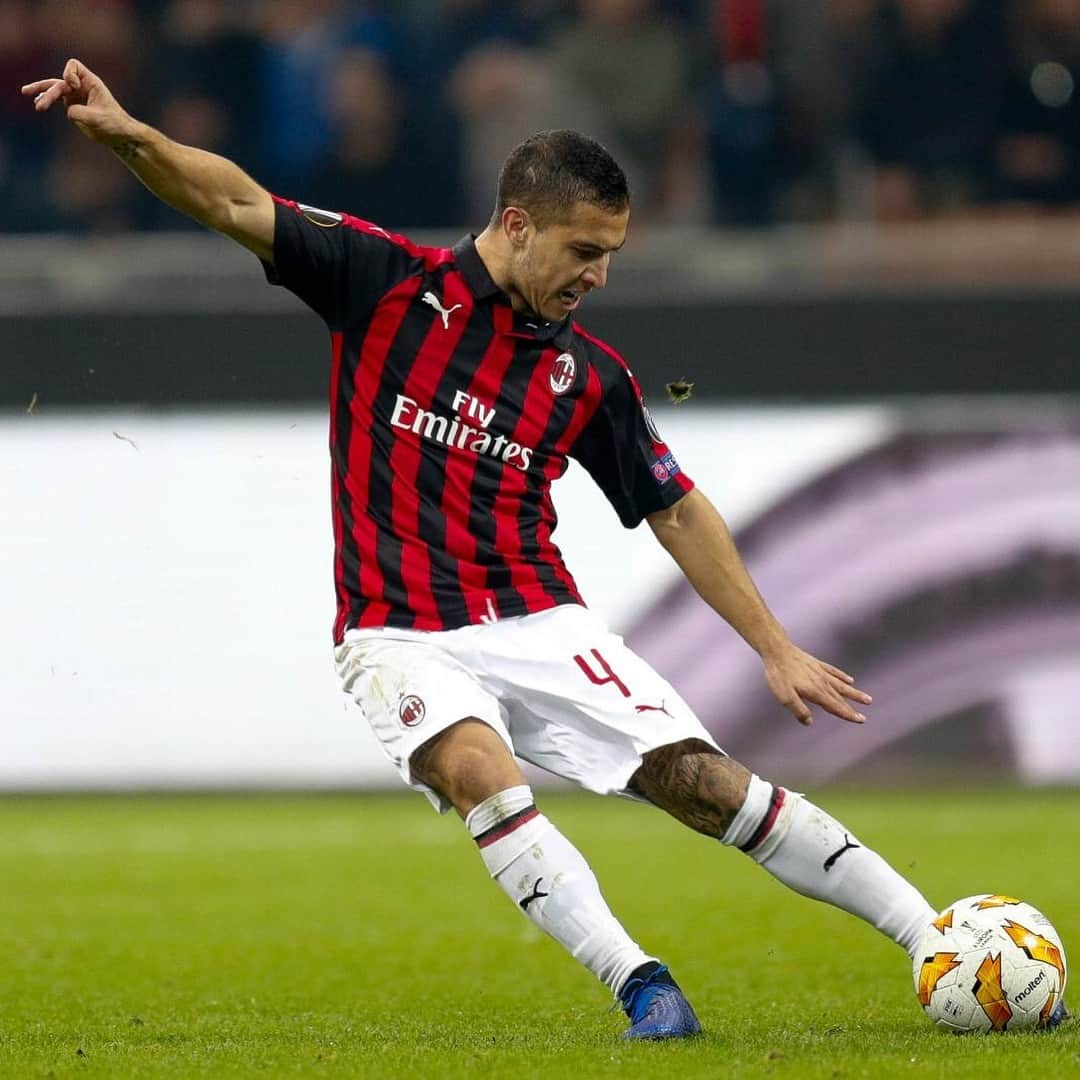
[{"x1": 26, "y1": 57, "x2": 953, "y2": 1039}]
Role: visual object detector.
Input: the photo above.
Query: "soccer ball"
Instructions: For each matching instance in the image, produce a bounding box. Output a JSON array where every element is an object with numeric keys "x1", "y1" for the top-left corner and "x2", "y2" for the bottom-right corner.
[{"x1": 913, "y1": 894, "x2": 1068, "y2": 1033}]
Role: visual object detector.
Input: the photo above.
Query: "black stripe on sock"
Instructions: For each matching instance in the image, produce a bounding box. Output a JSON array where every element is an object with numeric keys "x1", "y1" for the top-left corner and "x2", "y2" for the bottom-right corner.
[
  {"x1": 739, "y1": 784, "x2": 785, "y2": 853},
  {"x1": 473, "y1": 805, "x2": 538, "y2": 849}
]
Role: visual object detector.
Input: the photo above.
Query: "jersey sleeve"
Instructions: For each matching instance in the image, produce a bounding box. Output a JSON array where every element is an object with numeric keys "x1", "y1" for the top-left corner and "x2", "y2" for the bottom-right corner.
[
  {"x1": 261, "y1": 197, "x2": 417, "y2": 331},
  {"x1": 570, "y1": 360, "x2": 695, "y2": 528}
]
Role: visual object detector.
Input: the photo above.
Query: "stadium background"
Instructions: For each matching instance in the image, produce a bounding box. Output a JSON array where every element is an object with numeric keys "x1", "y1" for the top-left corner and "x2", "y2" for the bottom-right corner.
[{"x1": 2, "y1": 0, "x2": 1079, "y2": 791}]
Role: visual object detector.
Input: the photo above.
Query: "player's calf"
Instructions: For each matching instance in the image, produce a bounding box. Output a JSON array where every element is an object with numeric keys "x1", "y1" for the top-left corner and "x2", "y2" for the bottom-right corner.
[
  {"x1": 465, "y1": 783, "x2": 655, "y2": 994},
  {"x1": 633, "y1": 742, "x2": 935, "y2": 958},
  {"x1": 629, "y1": 738, "x2": 750, "y2": 838},
  {"x1": 465, "y1": 783, "x2": 699, "y2": 1037},
  {"x1": 723, "y1": 774, "x2": 936, "y2": 958}
]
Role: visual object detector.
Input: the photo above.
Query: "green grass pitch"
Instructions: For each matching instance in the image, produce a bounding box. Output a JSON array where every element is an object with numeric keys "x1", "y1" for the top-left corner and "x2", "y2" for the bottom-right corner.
[{"x1": 0, "y1": 788, "x2": 1077, "y2": 1078}]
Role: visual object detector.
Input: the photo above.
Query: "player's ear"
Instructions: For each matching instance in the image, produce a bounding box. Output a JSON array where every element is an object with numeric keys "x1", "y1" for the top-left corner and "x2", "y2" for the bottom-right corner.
[{"x1": 502, "y1": 206, "x2": 532, "y2": 248}]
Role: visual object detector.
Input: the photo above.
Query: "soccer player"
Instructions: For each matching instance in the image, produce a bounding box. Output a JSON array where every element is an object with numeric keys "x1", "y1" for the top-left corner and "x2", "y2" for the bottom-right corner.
[{"x1": 25, "y1": 58, "x2": 944, "y2": 1040}]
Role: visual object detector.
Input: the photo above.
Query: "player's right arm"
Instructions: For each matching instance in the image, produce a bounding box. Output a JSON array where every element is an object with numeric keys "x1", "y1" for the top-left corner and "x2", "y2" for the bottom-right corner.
[{"x1": 22, "y1": 58, "x2": 274, "y2": 263}]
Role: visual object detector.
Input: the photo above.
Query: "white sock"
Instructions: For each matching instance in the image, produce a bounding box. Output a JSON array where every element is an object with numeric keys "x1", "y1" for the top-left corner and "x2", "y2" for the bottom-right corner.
[
  {"x1": 723, "y1": 774, "x2": 935, "y2": 958},
  {"x1": 466, "y1": 786, "x2": 653, "y2": 995}
]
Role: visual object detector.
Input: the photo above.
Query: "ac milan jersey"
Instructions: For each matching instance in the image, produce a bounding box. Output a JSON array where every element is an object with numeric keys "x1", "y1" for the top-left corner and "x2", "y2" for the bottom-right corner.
[{"x1": 263, "y1": 197, "x2": 694, "y2": 641}]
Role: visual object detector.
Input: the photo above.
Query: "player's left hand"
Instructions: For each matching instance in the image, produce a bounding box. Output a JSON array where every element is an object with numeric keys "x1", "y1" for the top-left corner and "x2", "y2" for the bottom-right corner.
[{"x1": 760, "y1": 644, "x2": 870, "y2": 726}]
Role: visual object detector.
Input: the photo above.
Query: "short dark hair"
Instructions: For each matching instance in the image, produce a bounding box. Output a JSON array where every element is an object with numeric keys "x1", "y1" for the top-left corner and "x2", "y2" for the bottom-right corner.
[{"x1": 492, "y1": 130, "x2": 629, "y2": 227}]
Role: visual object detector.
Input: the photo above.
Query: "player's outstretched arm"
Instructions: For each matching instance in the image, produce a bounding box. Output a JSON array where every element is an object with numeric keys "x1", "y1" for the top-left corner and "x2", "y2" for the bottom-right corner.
[
  {"x1": 646, "y1": 487, "x2": 872, "y2": 726},
  {"x1": 22, "y1": 58, "x2": 274, "y2": 262}
]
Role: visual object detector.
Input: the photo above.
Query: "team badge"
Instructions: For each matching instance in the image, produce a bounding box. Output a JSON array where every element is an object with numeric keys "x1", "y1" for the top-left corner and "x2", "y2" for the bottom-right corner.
[
  {"x1": 549, "y1": 352, "x2": 576, "y2": 394},
  {"x1": 399, "y1": 694, "x2": 426, "y2": 727},
  {"x1": 652, "y1": 460, "x2": 669, "y2": 481},
  {"x1": 298, "y1": 204, "x2": 343, "y2": 228}
]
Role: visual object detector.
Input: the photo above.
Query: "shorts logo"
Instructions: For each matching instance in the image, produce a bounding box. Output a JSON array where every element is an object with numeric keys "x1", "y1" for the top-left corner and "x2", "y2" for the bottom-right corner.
[
  {"x1": 652, "y1": 460, "x2": 669, "y2": 481},
  {"x1": 298, "y1": 204, "x2": 343, "y2": 228},
  {"x1": 550, "y1": 352, "x2": 576, "y2": 395},
  {"x1": 399, "y1": 694, "x2": 426, "y2": 727}
]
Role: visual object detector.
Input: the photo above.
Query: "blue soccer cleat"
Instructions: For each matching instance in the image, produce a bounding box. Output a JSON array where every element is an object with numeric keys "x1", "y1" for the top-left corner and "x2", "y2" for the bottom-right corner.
[
  {"x1": 1045, "y1": 999, "x2": 1070, "y2": 1030},
  {"x1": 619, "y1": 963, "x2": 701, "y2": 1041}
]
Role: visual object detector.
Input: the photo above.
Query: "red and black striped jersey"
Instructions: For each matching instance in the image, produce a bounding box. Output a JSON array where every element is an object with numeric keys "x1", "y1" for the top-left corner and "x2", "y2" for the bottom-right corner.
[{"x1": 264, "y1": 197, "x2": 694, "y2": 641}]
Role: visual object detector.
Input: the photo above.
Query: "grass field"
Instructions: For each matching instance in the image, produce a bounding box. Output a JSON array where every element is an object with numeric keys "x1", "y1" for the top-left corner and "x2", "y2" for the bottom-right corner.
[{"x1": 0, "y1": 788, "x2": 1076, "y2": 1079}]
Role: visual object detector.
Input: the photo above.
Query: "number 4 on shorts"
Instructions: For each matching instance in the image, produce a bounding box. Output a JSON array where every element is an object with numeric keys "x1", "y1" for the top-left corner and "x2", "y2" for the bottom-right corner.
[{"x1": 573, "y1": 649, "x2": 631, "y2": 698}]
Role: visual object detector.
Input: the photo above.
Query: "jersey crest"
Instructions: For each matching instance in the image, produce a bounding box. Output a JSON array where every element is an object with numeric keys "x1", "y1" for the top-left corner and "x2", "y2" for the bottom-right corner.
[{"x1": 550, "y1": 352, "x2": 576, "y2": 394}]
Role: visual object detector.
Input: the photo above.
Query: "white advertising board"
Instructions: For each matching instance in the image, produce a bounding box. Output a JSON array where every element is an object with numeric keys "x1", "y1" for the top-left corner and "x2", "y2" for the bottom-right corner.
[{"x1": 1, "y1": 406, "x2": 889, "y2": 789}]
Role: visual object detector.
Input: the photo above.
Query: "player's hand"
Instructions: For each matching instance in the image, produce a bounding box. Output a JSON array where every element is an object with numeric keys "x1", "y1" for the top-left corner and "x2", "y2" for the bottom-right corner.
[
  {"x1": 761, "y1": 643, "x2": 871, "y2": 726},
  {"x1": 21, "y1": 58, "x2": 136, "y2": 147}
]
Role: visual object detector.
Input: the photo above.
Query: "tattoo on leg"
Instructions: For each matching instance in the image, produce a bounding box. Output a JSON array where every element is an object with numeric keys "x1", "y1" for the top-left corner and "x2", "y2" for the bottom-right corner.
[{"x1": 630, "y1": 740, "x2": 751, "y2": 839}]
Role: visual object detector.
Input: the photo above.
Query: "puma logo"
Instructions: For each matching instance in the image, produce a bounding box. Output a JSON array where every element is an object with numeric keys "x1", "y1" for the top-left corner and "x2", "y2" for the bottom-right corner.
[
  {"x1": 518, "y1": 877, "x2": 549, "y2": 911},
  {"x1": 823, "y1": 833, "x2": 861, "y2": 872},
  {"x1": 421, "y1": 290, "x2": 463, "y2": 329},
  {"x1": 634, "y1": 700, "x2": 673, "y2": 718}
]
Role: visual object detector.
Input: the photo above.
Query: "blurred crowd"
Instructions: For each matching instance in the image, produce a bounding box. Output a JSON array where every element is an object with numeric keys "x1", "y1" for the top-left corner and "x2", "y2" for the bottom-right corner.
[{"x1": 4, "y1": 0, "x2": 1080, "y2": 233}]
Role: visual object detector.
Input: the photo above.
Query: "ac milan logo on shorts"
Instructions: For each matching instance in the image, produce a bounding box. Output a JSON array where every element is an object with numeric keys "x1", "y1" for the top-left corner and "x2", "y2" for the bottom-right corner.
[
  {"x1": 399, "y1": 694, "x2": 426, "y2": 727},
  {"x1": 549, "y1": 352, "x2": 576, "y2": 395}
]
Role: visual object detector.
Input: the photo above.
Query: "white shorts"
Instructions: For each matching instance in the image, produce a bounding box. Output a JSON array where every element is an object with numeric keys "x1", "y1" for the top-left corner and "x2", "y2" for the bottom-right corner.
[{"x1": 334, "y1": 604, "x2": 722, "y2": 812}]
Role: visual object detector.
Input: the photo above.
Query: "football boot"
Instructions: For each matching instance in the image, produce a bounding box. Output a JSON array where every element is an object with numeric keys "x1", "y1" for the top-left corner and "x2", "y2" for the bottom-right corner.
[{"x1": 619, "y1": 964, "x2": 701, "y2": 1040}]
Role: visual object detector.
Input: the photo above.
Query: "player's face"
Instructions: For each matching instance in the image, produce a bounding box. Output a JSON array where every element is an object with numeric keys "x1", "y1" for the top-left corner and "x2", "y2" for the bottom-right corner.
[{"x1": 510, "y1": 201, "x2": 629, "y2": 323}]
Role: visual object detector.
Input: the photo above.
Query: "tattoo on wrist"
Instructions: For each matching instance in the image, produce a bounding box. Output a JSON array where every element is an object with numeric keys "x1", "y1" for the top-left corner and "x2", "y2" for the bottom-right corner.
[{"x1": 112, "y1": 140, "x2": 141, "y2": 162}]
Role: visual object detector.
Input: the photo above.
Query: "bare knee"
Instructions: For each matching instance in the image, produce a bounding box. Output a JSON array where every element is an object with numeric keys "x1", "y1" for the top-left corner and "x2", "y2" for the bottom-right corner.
[
  {"x1": 410, "y1": 719, "x2": 526, "y2": 817},
  {"x1": 629, "y1": 739, "x2": 751, "y2": 839}
]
